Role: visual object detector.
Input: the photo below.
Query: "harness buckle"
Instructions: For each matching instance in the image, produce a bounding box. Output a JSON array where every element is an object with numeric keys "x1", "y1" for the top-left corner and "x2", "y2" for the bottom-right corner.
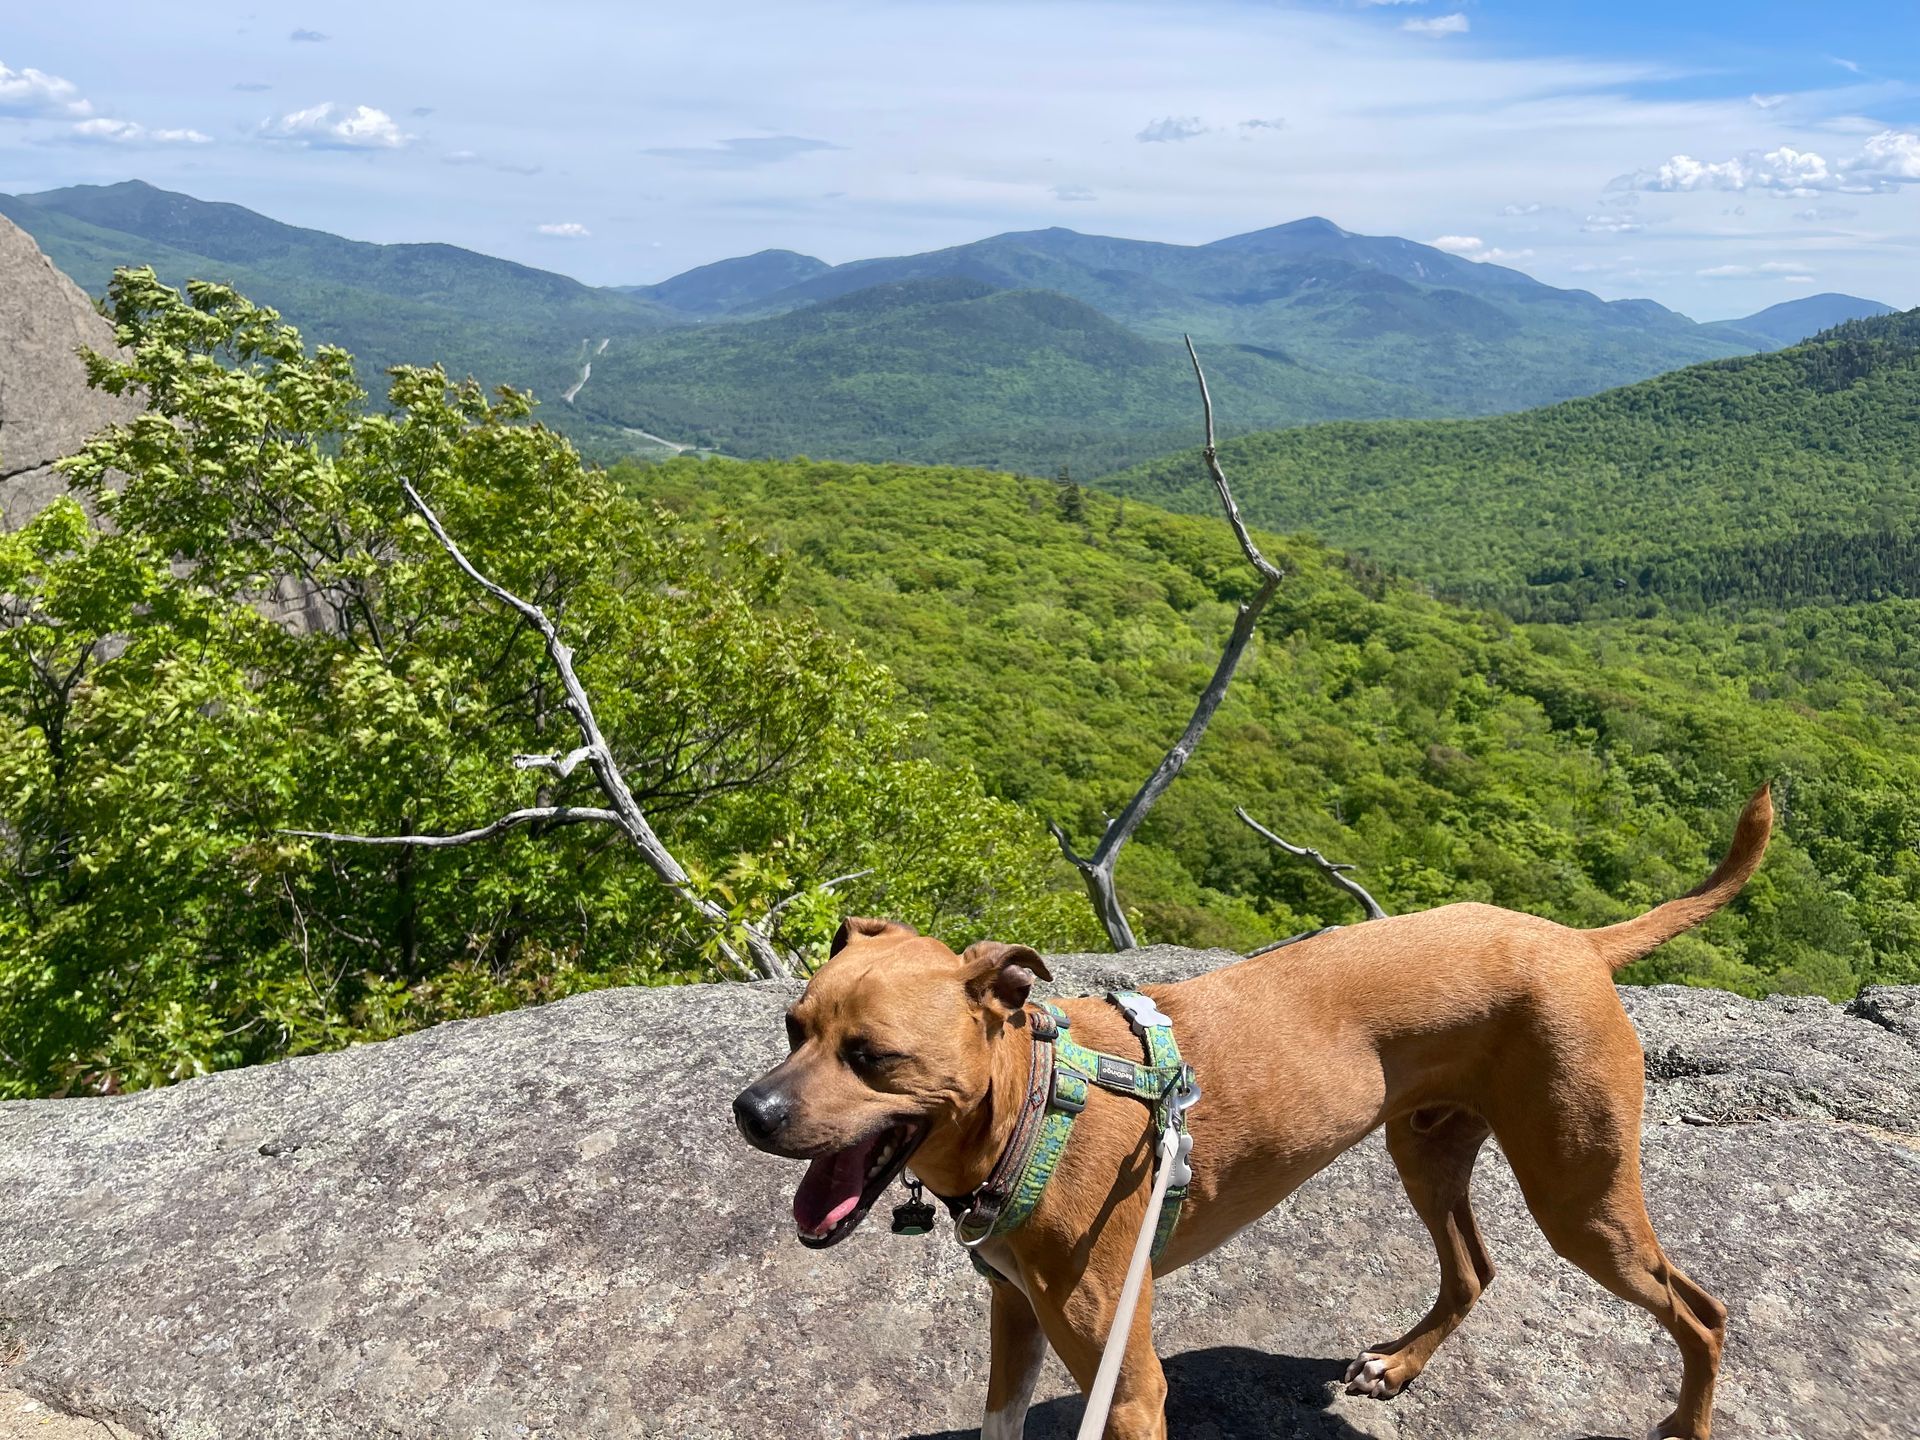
[{"x1": 1112, "y1": 991, "x2": 1173, "y2": 1034}]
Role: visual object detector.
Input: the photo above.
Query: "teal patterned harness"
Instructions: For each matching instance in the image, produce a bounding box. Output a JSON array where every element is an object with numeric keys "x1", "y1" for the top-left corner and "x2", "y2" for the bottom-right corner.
[{"x1": 947, "y1": 990, "x2": 1196, "y2": 1280}]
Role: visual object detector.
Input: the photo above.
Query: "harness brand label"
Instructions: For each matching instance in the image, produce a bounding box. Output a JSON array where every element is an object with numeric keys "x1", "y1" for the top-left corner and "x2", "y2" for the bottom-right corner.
[{"x1": 1096, "y1": 1056, "x2": 1137, "y2": 1090}]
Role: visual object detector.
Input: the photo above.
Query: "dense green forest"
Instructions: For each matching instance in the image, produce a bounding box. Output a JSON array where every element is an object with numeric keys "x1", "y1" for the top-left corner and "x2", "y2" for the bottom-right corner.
[
  {"x1": 0, "y1": 274, "x2": 1085, "y2": 1098},
  {"x1": 569, "y1": 277, "x2": 1433, "y2": 475},
  {"x1": 5, "y1": 269, "x2": 1915, "y2": 1098},
  {"x1": 623, "y1": 455, "x2": 1920, "y2": 1003},
  {"x1": 1108, "y1": 311, "x2": 1920, "y2": 618}
]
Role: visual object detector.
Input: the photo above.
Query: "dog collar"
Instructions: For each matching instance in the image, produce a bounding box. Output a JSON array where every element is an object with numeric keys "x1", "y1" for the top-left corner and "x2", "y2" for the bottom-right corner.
[{"x1": 941, "y1": 990, "x2": 1196, "y2": 1280}]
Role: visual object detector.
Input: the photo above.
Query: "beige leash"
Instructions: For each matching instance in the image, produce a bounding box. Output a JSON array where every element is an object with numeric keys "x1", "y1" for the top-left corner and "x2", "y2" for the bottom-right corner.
[{"x1": 1074, "y1": 1119, "x2": 1193, "y2": 1439}]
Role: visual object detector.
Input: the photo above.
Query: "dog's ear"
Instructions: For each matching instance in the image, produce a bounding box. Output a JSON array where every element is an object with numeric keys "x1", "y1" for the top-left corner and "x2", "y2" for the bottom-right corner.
[
  {"x1": 830, "y1": 916, "x2": 918, "y2": 958},
  {"x1": 960, "y1": 940, "x2": 1052, "y2": 1017}
]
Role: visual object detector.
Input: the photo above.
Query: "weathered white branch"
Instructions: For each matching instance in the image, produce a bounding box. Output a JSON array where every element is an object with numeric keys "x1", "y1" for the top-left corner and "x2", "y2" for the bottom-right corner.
[
  {"x1": 285, "y1": 805, "x2": 620, "y2": 849},
  {"x1": 1235, "y1": 806, "x2": 1387, "y2": 921},
  {"x1": 289, "y1": 481, "x2": 797, "y2": 980},
  {"x1": 511, "y1": 745, "x2": 597, "y2": 778},
  {"x1": 763, "y1": 868, "x2": 875, "y2": 928},
  {"x1": 1050, "y1": 342, "x2": 1284, "y2": 951}
]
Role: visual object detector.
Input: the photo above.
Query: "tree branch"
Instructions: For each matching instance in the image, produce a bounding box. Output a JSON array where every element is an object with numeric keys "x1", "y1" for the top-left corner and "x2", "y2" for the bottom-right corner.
[
  {"x1": 764, "y1": 868, "x2": 874, "y2": 927},
  {"x1": 1184, "y1": 334, "x2": 1282, "y2": 584},
  {"x1": 1050, "y1": 342, "x2": 1284, "y2": 950},
  {"x1": 512, "y1": 745, "x2": 597, "y2": 779},
  {"x1": 292, "y1": 482, "x2": 798, "y2": 980},
  {"x1": 284, "y1": 805, "x2": 620, "y2": 849},
  {"x1": 1235, "y1": 806, "x2": 1387, "y2": 921}
]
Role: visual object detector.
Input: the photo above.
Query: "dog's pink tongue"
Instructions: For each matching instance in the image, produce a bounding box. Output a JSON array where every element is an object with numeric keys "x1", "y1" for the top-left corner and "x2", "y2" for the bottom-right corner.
[{"x1": 794, "y1": 1139, "x2": 874, "y2": 1237}]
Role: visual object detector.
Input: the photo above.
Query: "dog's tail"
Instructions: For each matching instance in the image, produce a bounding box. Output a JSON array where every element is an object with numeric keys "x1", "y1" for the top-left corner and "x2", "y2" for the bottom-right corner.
[{"x1": 1586, "y1": 783, "x2": 1774, "y2": 970}]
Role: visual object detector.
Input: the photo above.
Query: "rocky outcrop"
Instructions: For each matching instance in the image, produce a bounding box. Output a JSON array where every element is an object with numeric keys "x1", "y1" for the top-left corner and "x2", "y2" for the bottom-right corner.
[
  {"x1": 1, "y1": 948, "x2": 1915, "y2": 1439},
  {"x1": 0, "y1": 215, "x2": 139, "y2": 524}
]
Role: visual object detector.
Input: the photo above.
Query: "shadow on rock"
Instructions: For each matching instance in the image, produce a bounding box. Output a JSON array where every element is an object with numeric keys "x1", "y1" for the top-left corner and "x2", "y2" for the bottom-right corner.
[{"x1": 903, "y1": 1346, "x2": 1369, "y2": 1439}]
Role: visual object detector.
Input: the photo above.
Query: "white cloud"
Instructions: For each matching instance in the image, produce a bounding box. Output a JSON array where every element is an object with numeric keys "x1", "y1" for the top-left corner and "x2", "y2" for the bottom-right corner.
[
  {"x1": 290, "y1": 28, "x2": 329, "y2": 43},
  {"x1": 1357, "y1": 0, "x2": 1428, "y2": 5},
  {"x1": 1582, "y1": 213, "x2": 1644, "y2": 233},
  {"x1": 641, "y1": 135, "x2": 840, "y2": 167},
  {"x1": 1402, "y1": 13, "x2": 1468, "y2": 37},
  {"x1": 1615, "y1": 131, "x2": 1920, "y2": 195},
  {"x1": 1748, "y1": 93, "x2": 1788, "y2": 110},
  {"x1": 1829, "y1": 56, "x2": 1863, "y2": 74},
  {"x1": 259, "y1": 102, "x2": 412, "y2": 150},
  {"x1": 1051, "y1": 183, "x2": 1096, "y2": 201},
  {"x1": 444, "y1": 149, "x2": 484, "y2": 165},
  {"x1": 536, "y1": 222, "x2": 591, "y2": 237},
  {"x1": 1697, "y1": 261, "x2": 1814, "y2": 279},
  {"x1": 1500, "y1": 201, "x2": 1546, "y2": 216},
  {"x1": 1794, "y1": 204, "x2": 1858, "y2": 222},
  {"x1": 1431, "y1": 234, "x2": 1533, "y2": 263},
  {"x1": 1136, "y1": 116, "x2": 1208, "y2": 143},
  {"x1": 0, "y1": 61, "x2": 91, "y2": 118},
  {"x1": 69, "y1": 117, "x2": 212, "y2": 145},
  {"x1": 1239, "y1": 117, "x2": 1285, "y2": 132}
]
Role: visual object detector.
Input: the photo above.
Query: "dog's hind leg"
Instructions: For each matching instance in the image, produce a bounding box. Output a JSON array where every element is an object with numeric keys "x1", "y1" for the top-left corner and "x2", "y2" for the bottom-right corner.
[
  {"x1": 984, "y1": 1279, "x2": 1049, "y2": 1440},
  {"x1": 1345, "y1": 1107, "x2": 1495, "y2": 1399},
  {"x1": 1496, "y1": 1043, "x2": 1727, "y2": 1440}
]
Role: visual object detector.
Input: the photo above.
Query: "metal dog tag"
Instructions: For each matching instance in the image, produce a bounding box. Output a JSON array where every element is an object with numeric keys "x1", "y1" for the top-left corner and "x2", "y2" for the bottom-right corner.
[{"x1": 891, "y1": 1179, "x2": 935, "y2": 1236}]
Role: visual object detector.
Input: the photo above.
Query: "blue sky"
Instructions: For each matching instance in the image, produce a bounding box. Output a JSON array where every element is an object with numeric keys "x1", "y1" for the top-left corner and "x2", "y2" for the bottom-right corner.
[{"x1": 2, "y1": 1, "x2": 1917, "y2": 318}]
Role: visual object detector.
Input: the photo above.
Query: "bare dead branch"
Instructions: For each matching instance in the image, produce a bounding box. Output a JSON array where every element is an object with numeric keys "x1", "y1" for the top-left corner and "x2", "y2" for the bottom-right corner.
[
  {"x1": 1242, "y1": 926, "x2": 1339, "y2": 959},
  {"x1": 1184, "y1": 334, "x2": 1282, "y2": 584},
  {"x1": 764, "y1": 868, "x2": 875, "y2": 927},
  {"x1": 289, "y1": 482, "x2": 798, "y2": 980},
  {"x1": 1235, "y1": 806, "x2": 1387, "y2": 921},
  {"x1": 285, "y1": 805, "x2": 620, "y2": 849},
  {"x1": 1051, "y1": 343, "x2": 1284, "y2": 950},
  {"x1": 512, "y1": 745, "x2": 597, "y2": 778}
]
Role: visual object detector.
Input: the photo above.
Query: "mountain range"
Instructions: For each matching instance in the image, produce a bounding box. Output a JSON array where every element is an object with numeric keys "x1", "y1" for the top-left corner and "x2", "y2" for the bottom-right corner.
[
  {"x1": 1108, "y1": 308, "x2": 1920, "y2": 619},
  {"x1": 0, "y1": 180, "x2": 1896, "y2": 475}
]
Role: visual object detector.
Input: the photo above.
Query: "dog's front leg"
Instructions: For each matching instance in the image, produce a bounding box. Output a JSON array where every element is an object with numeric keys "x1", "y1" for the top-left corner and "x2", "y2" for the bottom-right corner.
[
  {"x1": 983, "y1": 1279, "x2": 1047, "y2": 1440},
  {"x1": 1032, "y1": 1271, "x2": 1168, "y2": 1440}
]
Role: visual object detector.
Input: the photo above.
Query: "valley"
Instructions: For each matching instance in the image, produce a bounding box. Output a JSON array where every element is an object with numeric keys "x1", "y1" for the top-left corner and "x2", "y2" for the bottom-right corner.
[{"x1": 1, "y1": 180, "x2": 1893, "y2": 477}]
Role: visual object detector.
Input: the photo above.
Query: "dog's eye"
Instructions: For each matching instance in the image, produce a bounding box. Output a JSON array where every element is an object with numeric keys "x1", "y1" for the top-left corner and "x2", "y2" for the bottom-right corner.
[
  {"x1": 844, "y1": 1043, "x2": 904, "y2": 1073},
  {"x1": 784, "y1": 1014, "x2": 805, "y2": 1052}
]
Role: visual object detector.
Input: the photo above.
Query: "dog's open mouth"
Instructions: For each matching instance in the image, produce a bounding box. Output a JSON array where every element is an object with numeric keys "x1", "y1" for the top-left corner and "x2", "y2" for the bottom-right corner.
[{"x1": 793, "y1": 1117, "x2": 927, "y2": 1248}]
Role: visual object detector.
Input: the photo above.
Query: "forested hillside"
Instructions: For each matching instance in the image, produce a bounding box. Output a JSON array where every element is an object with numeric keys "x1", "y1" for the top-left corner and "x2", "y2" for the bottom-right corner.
[
  {"x1": 624, "y1": 455, "x2": 1920, "y2": 1002},
  {"x1": 569, "y1": 277, "x2": 1434, "y2": 474},
  {"x1": 700, "y1": 217, "x2": 1831, "y2": 413},
  {"x1": 0, "y1": 181, "x2": 671, "y2": 403},
  {"x1": 8, "y1": 180, "x2": 1893, "y2": 482},
  {"x1": 7, "y1": 260, "x2": 1914, "y2": 1096},
  {"x1": 1108, "y1": 310, "x2": 1920, "y2": 618}
]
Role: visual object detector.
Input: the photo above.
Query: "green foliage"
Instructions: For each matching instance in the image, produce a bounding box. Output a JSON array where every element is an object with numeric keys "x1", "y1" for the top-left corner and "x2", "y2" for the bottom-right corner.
[
  {"x1": 626, "y1": 454, "x2": 1920, "y2": 1003},
  {"x1": 1107, "y1": 310, "x2": 1920, "y2": 619},
  {"x1": 572, "y1": 277, "x2": 1433, "y2": 475},
  {"x1": 0, "y1": 270, "x2": 1091, "y2": 1098}
]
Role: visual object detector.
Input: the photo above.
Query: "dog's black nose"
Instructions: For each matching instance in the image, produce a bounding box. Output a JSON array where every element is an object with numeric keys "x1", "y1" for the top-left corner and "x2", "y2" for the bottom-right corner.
[{"x1": 733, "y1": 1083, "x2": 790, "y2": 1144}]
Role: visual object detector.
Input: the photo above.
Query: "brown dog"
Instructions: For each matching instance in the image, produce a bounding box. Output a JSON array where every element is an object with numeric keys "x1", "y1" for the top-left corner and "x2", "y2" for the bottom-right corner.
[{"x1": 733, "y1": 785, "x2": 1772, "y2": 1440}]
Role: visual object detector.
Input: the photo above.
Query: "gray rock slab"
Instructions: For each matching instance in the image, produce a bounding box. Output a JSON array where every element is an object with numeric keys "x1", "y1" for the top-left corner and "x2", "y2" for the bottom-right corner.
[
  {"x1": 1, "y1": 953, "x2": 1915, "y2": 1438},
  {"x1": 0, "y1": 214, "x2": 138, "y2": 524}
]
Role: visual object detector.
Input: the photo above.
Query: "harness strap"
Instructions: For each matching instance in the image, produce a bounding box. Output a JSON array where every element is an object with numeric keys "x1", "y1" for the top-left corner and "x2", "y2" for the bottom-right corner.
[
  {"x1": 942, "y1": 991, "x2": 1196, "y2": 1282},
  {"x1": 951, "y1": 1009, "x2": 1057, "y2": 1243}
]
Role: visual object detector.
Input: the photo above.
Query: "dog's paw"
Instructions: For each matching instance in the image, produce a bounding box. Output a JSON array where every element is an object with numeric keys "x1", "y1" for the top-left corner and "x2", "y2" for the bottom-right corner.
[{"x1": 1341, "y1": 1352, "x2": 1400, "y2": 1400}]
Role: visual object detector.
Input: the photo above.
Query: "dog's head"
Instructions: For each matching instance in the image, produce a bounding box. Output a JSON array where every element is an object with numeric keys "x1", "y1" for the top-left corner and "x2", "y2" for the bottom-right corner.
[{"x1": 731, "y1": 916, "x2": 1050, "y2": 1247}]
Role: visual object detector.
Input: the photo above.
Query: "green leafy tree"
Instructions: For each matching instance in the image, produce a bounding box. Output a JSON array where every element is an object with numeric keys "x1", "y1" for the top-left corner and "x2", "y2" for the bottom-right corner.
[{"x1": 0, "y1": 270, "x2": 1094, "y2": 1098}]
